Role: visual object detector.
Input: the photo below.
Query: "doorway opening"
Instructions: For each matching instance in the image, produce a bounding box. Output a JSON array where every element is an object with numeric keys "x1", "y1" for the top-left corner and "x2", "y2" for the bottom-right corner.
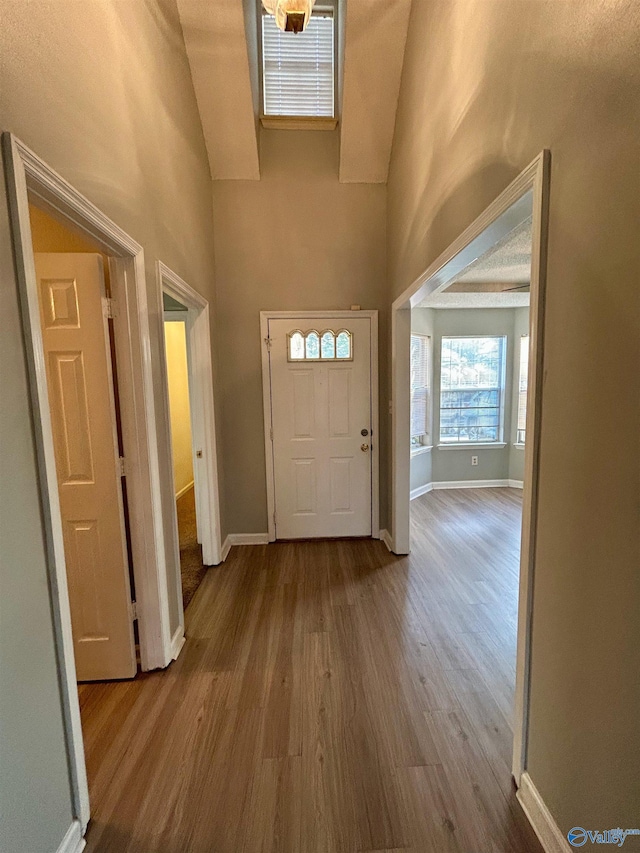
[
  {"x1": 3, "y1": 132, "x2": 192, "y2": 837},
  {"x1": 164, "y1": 307, "x2": 203, "y2": 611},
  {"x1": 29, "y1": 205, "x2": 139, "y2": 683},
  {"x1": 391, "y1": 152, "x2": 550, "y2": 795},
  {"x1": 157, "y1": 262, "x2": 222, "y2": 636}
]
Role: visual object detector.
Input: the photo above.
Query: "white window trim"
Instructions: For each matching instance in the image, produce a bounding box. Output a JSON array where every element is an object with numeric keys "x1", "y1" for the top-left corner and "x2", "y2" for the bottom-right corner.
[
  {"x1": 411, "y1": 444, "x2": 433, "y2": 457},
  {"x1": 437, "y1": 442, "x2": 507, "y2": 450},
  {"x1": 438, "y1": 334, "x2": 507, "y2": 446}
]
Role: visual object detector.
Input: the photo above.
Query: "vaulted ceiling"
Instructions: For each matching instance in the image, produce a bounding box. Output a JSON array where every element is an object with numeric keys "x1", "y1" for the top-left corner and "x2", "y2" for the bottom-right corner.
[{"x1": 177, "y1": 0, "x2": 412, "y2": 182}]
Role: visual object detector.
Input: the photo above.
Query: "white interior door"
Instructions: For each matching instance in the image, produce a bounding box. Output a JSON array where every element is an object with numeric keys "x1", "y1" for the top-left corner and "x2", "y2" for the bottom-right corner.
[
  {"x1": 35, "y1": 253, "x2": 136, "y2": 681},
  {"x1": 268, "y1": 316, "x2": 373, "y2": 539}
]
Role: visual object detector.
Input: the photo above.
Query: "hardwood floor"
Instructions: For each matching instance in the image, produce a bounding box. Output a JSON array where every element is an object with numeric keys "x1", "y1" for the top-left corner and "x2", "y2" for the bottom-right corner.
[{"x1": 79, "y1": 488, "x2": 542, "y2": 853}]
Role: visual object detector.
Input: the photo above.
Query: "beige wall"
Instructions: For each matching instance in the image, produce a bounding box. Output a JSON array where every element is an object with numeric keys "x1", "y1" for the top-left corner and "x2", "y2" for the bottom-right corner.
[
  {"x1": 389, "y1": 0, "x2": 640, "y2": 833},
  {"x1": 0, "y1": 1, "x2": 216, "y2": 849},
  {"x1": 164, "y1": 321, "x2": 194, "y2": 497},
  {"x1": 212, "y1": 128, "x2": 387, "y2": 533}
]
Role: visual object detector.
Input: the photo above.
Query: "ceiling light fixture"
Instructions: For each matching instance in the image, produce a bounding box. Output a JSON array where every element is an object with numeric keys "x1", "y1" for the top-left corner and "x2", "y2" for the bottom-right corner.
[{"x1": 262, "y1": 0, "x2": 316, "y2": 33}]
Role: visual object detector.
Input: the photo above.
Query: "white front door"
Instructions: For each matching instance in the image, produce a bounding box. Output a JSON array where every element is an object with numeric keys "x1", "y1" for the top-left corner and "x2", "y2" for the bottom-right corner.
[
  {"x1": 268, "y1": 316, "x2": 373, "y2": 539},
  {"x1": 35, "y1": 253, "x2": 137, "y2": 681}
]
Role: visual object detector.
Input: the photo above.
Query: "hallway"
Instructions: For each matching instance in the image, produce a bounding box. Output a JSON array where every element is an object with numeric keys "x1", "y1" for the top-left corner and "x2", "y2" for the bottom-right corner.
[{"x1": 79, "y1": 489, "x2": 541, "y2": 852}]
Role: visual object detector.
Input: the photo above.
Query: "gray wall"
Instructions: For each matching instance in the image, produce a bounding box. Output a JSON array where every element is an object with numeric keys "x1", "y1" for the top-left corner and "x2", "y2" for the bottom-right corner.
[
  {"x1": 410, "y1": 307, "x2": 529, "y2": 492},
  {"x1": 0, "y1": 1, "x2": 217, "y2": 849},
  {"x1": 389, "y1": 0, "x2": 640, "y2": 832},
  {"x1": 212, "y1": 129, "x2": 387, "y2": 534},
  {"x1": 0, "y1": 175, "x2": 74, "y2": 853}
]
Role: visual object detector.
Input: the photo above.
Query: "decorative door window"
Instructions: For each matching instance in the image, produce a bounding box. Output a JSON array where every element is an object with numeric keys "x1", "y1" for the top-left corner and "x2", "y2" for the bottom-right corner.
[{"x1": 288, "y1": 329, "x2": 352, "y2": 361}]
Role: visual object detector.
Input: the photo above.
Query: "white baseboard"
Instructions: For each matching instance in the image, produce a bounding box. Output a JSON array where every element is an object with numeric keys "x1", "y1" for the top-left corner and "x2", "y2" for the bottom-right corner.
[
  {"x1": 56, "y1": 820, "x2": 86, "y2": 853},
  {"x1": 175, "y1": 480, "x2": 195, "y2": 501},
  {"x1": 509, "y1": 479, "x2": 524, "y2": 489},
  {"x1": 170, "y1": 626, "x2": 185, "y2": 660},
  {"x1": 228, "y1": 533, "x2": 270, "y2": 546},
  {"x1": 379, "y1": 529, "x2": 394, "y2": 552},
  {"x1": 410, "y1": 482, "x2": 434, "y2": 501},
  {"x1": 432, "y1": 478, "x2": 513, "y2": 490},
  {"x1": 220, "y1": 535, "x2": 232, "y2": 562},
  {"x1": 517, "y1": 772, "x2": 571, "y2": 853}
]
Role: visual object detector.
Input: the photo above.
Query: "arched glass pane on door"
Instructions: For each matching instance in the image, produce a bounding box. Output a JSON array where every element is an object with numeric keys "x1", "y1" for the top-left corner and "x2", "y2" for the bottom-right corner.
[
  {"x1": 305, "y1": 331, "x2": 320, "y2": 359},
  {"x1": 336, "y1": 330, "x2": 351, "y2": 359},
  {"x1": 289, "y1": 331, "x2": 305, "y2": 360},
  {"x1": 287, "y1": 327, "x2": 353, "y2": 361},
  {"x1": 321, "y1": 331, "x2": 335, "y2": 359}
]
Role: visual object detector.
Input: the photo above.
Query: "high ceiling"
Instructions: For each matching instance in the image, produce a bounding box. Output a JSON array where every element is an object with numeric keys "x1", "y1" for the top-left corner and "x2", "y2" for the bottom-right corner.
[{"x1": 177, "y1": 0, "x2": 412, "y2": 182}]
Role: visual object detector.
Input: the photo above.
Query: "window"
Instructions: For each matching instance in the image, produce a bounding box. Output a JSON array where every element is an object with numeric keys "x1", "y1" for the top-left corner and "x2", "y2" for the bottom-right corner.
[
  {"x1": 288, "y1": 329, "x2": 352, "y2": 361},
  {"x1": 262, "y1": 12, "x2": 335, "y2": 117},
  {"x1": 410, "y1": 334, "x2": 431, "y2": 448},
  {"x1": 439, "y1": 336, "x2": 506, "y2": 444},
  {"x1": 516, "y1": 335, "x2": 529, "y2": 444}
]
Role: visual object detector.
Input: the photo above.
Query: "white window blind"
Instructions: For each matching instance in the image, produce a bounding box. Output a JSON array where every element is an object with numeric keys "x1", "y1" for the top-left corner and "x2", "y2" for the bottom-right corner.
[
  {"x1": 410, "y1": 334, "x2": 431, "y2": 441},
  {"x1": 517, "y1": 335, "x2": 529, "y2": 444},
  {"x1": 262, "y1": 13, "x2": 334, "y2": 117}
]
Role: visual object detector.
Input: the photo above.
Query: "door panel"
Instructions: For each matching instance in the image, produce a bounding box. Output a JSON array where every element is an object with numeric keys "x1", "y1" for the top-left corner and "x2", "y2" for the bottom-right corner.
[
  {"x1": 269, "y1": 316, "x2": 372, "y2": 539},
  {"x1": 36, "y1": 253, "x2": 136, "y2": 681}
]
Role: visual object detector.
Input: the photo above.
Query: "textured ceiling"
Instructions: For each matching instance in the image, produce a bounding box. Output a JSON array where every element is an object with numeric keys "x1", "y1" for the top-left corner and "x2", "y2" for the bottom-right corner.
[
  {"x1": 451, "y1": 217, "x2": 532, "y2": 286},
  {"x1": 418, "y1": 217, "x2": 532, "y2": 309},
  {"x1": 420, "y1": 292, "x2": 530, "y2": 309}
]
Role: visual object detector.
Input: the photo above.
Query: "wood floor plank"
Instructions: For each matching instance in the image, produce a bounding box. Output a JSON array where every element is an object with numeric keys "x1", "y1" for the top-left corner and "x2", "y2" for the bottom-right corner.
[{"x1": 81, "y1": 488, "x2": 542, "y2": 853}]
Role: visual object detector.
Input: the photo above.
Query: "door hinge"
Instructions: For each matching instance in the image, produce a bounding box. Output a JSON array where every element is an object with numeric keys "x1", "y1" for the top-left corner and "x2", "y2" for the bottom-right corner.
[
  {"x1": 118, "y1": 456, "x2": 126, "y2": 477},
  {"x1": 130, "y1": 600, "x2": 138, "y2": 621},
  {"x1": 273, "y1": 510, "x2": 277, "y2": 526},
  {"x1": 102, "y1": 296, "x2": 117, "y2": 319},
  {"x1": 264, "y1": 336, "x2": 273, "y2": 351}
]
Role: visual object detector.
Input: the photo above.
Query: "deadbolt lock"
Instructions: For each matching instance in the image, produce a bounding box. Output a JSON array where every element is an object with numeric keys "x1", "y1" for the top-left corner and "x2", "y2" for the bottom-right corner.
[
  {"x1": 361, "y1": 428, "x2": 369, "y2": 436},
  {"x1": 361, "y1": 443, "x2": 370, "y2": 452}
]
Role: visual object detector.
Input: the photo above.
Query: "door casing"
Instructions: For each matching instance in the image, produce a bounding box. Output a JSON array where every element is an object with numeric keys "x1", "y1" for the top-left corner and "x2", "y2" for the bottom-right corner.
[
  {"x1": 2, "y1": 132, "x2": 179, "y2": 832},
  {"x1": 389, "y1": 150, "x2": 551, "y2": 787},
  {"x1": 157, "y1": 261, "x2": 223, "y2": 661},
  {"x1": 260, "y1": 310, "x2": 380, "y2": 543}
]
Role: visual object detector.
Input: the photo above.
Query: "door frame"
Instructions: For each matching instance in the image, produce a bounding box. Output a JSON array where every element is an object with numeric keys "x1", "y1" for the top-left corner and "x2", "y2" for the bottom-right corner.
[
  {"x1": 2, "y1": 133, "x2": 175, "y2": 831},
  {"x1": 260, "y1": 310, "x2": 380, "y2": 542},
  {"x1": 157, "y1": 262, "x2": 223, "y2": 656},
  {"x1": 390, "y1": 150, "x2": 551, "y2": 785}
]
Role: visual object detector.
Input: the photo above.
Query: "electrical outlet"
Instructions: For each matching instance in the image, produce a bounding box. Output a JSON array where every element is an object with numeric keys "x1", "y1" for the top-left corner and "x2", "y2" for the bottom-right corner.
[{"x1": 471, "y1": 455, "x2": 479, "y2": 466}]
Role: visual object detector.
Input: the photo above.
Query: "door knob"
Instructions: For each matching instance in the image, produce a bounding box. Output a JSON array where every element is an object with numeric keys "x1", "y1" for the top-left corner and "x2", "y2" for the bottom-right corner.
[{"x1": 361, "y1": 443, "x2": 370, "y2": 452}]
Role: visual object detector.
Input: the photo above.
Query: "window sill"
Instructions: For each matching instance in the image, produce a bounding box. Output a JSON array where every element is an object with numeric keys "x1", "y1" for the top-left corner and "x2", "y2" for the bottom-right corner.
[
  {"x1": 411, "y1": 445, "x2": 433, "y2": 457},
  {"x1": 260, "y1": 116, "x2": 338, "y2": 131},
  {"x1": 513, "y1": 443, "x2": 526, "y2": 450},
  {"x1": 436, "y1": 442, "x2": 507, "y2": 450}
]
